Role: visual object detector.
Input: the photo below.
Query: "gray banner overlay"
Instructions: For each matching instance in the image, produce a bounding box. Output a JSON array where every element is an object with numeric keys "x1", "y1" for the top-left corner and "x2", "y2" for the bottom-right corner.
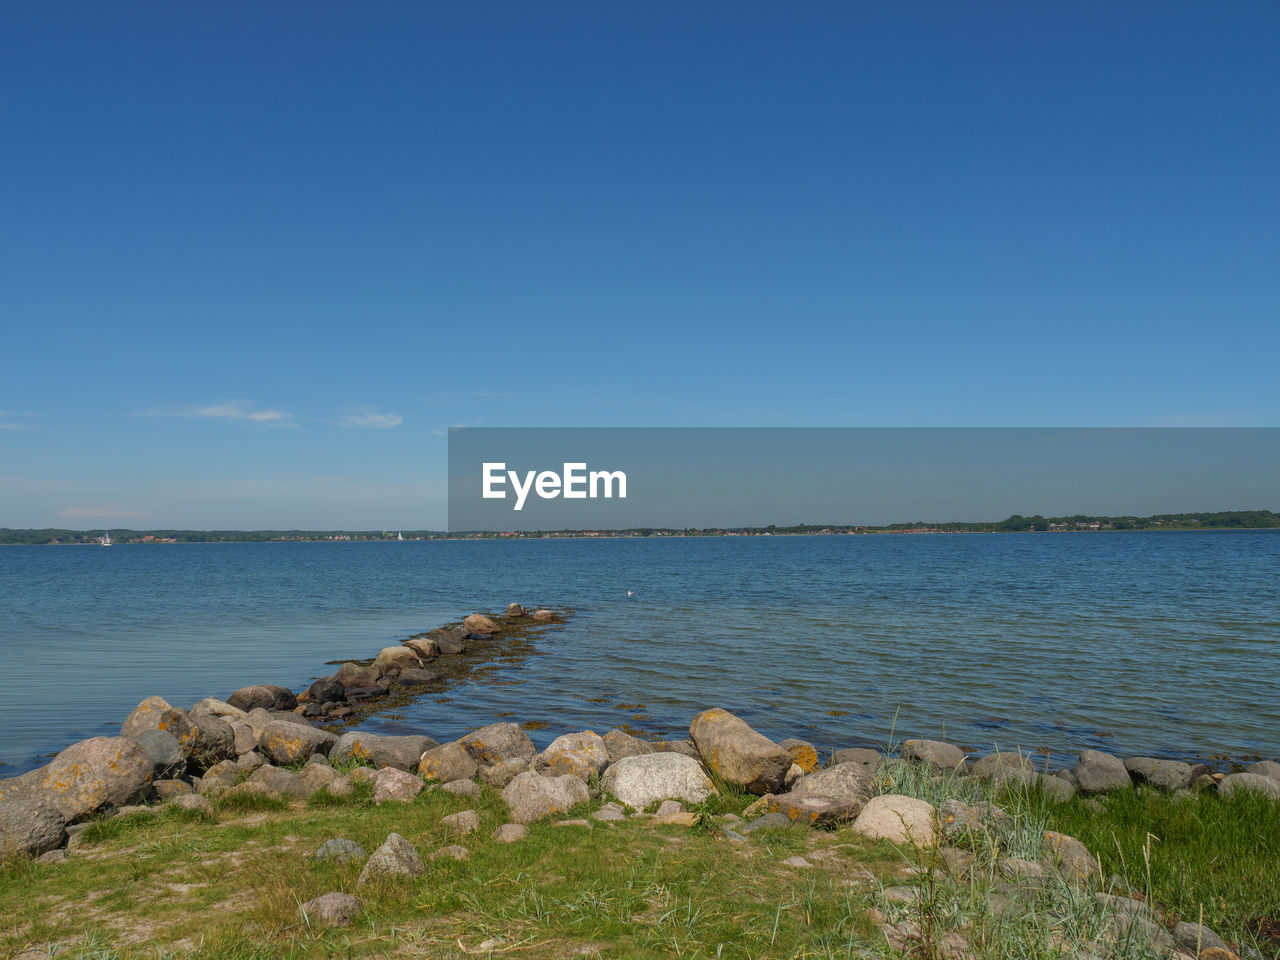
[{"x1": 447, "y1": 428, "x2": 1279, "y2": 532}]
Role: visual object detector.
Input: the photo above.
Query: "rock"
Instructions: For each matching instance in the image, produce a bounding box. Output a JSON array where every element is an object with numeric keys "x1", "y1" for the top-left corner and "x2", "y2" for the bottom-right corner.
[
  {"x1": 1123, "y1": 757, "x2": 1199, "y2": 791},
  {"x1": 358, "y1": 832, "x2": 425, "y2": 883},
  {"x1": 300, "y1": 891, "x2": 362, "y2": 927},
  {"x1": 350, "y1": 767, "x2": 378, "y2": 785},
  {"x1": 1247, "y1": 760, "x2": 1280, "y2": 783},
  {"x1": 171, "y1": 793, "x2": 214, "y2": 816},
  {"x1": 247, "y1": 764, "x2": 310, "y2": 800},
  {"x1": 530, "y1": 609, "x2": 554, "y2": 623},
  {"x1": 151, "y1": 779, "x2": 192, "y2": 800},
  {"x1": 778, "y1": 738, "x2": 819, "y2": 774},
  {"x1": 970, "y1": 752, "x2": 1036, "y2": 780},
  {"x1": 0, "y1": 737, "x2": 153, "y2": 823},
  {"x1": 331, "y1": 732, "x2": 438, "y2": 771},
  {"x1": 601, "y1": 752, "x2": 716, "y2": 810},
  {"x1": 419, "y1": 742, "x2": 478, "y2": 783},
  {"x1": 998, "y1": 857, "x2": 1048, "y2": 881},
  {"x1": 306, "y1": 677, "x2": 345, "y2": 704},
  {"x1": 1055, "y1": 767, "x2": 1080, "y2": 788},
  {"x1": 501, "y1": 771, "x2": 589, "y2": 823},
  {"x1": 781, "y1": 855, "x2": 812, "y2": 868},
  {"x1": 792, "y1": 762, "x2": 876, "y2": 803},
  {"x1": 480, "y1": 757, "x2": 530, "y2": 789},
  {"x1": 765, "y1": 791, "x2": 861, "y2": 826},
  {"x1": 830, "y1": 747, "x2": 882, "y2": 770},
  {"x1": 336, "y1": 662, "x2": 380, "y2": 689},
  {"x1": 373, "y1": 646, "x2": 422, "y2": 675},
  {"x1": 316, "y1": 838, "x2": 367, "y2": 863},
  {"x1": 739, "y1": 812, "x2": 794, "y2": 834},
  {"x1": 464, "y1": 613, "x2": 500, "y2": 634},
  {"x1": 459, "y1": 722, "x2": 537, "y2": 767},
  {"x1": 187, "y1": 713, "x2": 237, "y2": 771},
  {"x1": 324, "y1": 778, "x2": 354, "y2": 799},
  {"x1": 432, "y1": 844, "x2": 470, "y2": 861},
  {"x1": 398, "y1": 667, "x2": 439, "y2": 686},
  {"x1": 121, "y1": 697, "x2": 196, "y2": 755},
  {"x1": 344, "y1": 684, "x2": 389, "y2": 702},
  {"x1": 689, "y1": 708, "x2": 792, "y2": 795},
  {"x1": 1037, "y1": 773, "x2": 1076, "y2": 802},
  {"x1": 903, "y1": 739, "x2": 967, "y2": 772},
  {"x1": 851, "y1": 794, "x2": 937, "y2": 846},
  {"x1": 938, "y1": 798, "x2": 1010, "y2": 841},
  {"x1": 442, "y1": 809, "x2": 481, "y2": 836},
  {"x1": 593, "y1": 802, "x2": 627, "y2": 822},
  {"x1": 534, "y1": 731, "x2": 610, "y2": 781},
  {"x1": 257, "y1": 719, "x2": 338, "y2": 766},
  {"x1": 238, "y1": 750, "x2": 265, "y2": 772},
  {"x1": 189, "y1": 697, "x2": 246, "y2": 720},
  {"x1": 431, "y1": 627, "x2": 467, "y2": 654},
  {"x1": 1198, "y1": 950, "x2": 1242, "y2": 960},
  {"x1": 493, "y1": 823, "x2": 528, "y2": 843},
  {"x1": 1218, "y1": 772, "x2": 1280, "y2": 800},
  {"x1": 656, "y1": 739, "x2": 700, "y2": 759},
  {"x1": 0, "y1": 798, "x2": 65, "y2": 856},
  {"x1": 504, "y1": 603, "x2": 527, "y2": 617},
  {"x1": 297, "y1": 764, "x2": 339, "y2": 793},
  {"x1": 988, "y1": 768, "x2": 1075, "y2": 802},
  {"x1": 371, "y1": 768, "x2": 425, "y2": 804},
  {"x1": 230, "y1": 721, "x2": 257, "y2": 756},
  {"x1": 1042, "y1": 830, "x2": 1100, "y2": 882},
  {"x1": 227, "y1": 684, "x2": 297, "y2": 713},
  {"x1": 403, "y1": 637, "x2": 440, "y2": 662},
  {"x1": 196, "y1": 759, "x2": 242, "y2": 795},
  {"x1": 651, "y1": 803, "x2": 697, "y2": 826},
  {"x1": 602, "y1": 728, "x2": 656, "y2": 764},
  {"x1": 442, "y1": 779, "x2": 481, "y2": 797},
  {"x1": 1073, "y1": 750, "x2": 1131, "y2": 794},
  {"x1": 1171, "y1": 921, "x2": 1228, "y2": 953},
  {"x1": 129, "y1": 729, "x2": 187, "y2": 779}
]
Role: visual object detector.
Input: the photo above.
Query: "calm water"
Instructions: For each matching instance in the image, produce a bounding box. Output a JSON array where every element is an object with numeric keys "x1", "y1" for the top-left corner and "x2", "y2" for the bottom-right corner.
[{"x1": 2, "y1": 533, "x2": 1278, "y2": 776}]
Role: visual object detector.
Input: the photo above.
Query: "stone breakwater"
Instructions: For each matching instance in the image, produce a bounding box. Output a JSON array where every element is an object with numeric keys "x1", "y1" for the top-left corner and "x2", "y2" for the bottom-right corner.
[{"x1": 2, "y1": 601, "x2": 1279, "y2": 868}]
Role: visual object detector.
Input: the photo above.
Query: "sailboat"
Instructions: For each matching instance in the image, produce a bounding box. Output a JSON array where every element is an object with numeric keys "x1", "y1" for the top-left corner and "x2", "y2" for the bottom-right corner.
[
  {"x1": 100, "y1": 531, "x2": 112, "y2": 547},
  {"x1": 397, "y1": 531, "x2": 405, "y2": 541}
]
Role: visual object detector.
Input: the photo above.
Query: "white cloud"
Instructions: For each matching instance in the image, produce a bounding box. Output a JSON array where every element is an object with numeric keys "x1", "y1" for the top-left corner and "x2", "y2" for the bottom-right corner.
[
  {"x1": 337, "y1": 411, "x2": 404, "y2": 430},
  {"x1": 142, "y1": 401, "x2": 297, "y2": 425}
]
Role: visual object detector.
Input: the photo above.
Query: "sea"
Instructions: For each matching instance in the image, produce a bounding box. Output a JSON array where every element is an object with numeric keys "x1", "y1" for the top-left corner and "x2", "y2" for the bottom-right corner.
[{"x1": 1, "y1": 532, "x2": 1277, "y2": 777}]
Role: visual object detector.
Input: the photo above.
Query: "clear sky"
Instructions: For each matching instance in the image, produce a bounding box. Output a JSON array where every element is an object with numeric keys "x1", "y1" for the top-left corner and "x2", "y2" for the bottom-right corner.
[{"x1": 3, "y1": 3, "x2": 1278, "y2": 529}]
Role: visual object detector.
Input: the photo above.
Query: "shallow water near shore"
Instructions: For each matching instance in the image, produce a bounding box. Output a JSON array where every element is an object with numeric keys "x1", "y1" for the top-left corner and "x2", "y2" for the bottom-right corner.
[{"x1": 2, "y1": 532, "x2": 1278, "y2": 775}]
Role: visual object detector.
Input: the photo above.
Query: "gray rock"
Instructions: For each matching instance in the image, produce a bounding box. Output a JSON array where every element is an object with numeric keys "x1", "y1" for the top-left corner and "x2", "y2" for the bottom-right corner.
[
  {"x1": 939, "y1": 798, "x2": 1010, "y2": 841},
  {"x1": 463, "y1": 613, "x2": 500, "y2": 634},
  {"x1": 0, "y1": 798, "x2": 66, "y2": 856},
  {"x1": 227, "y1": 684, "x2": 297, "y2": 712},
  {"x1": 1246, "y1": 760, "x2": 1280, "y2": 783},
  {"x1": 689, "y1": 708, "x2": 792, "y2": 795},
  {"x1": 764, "y1": 791, "x2": 861, "y2": 826},
  {"x1": 171, "y1": 793, "x2": 215, "y2": 816},
  {"x1": 403, "y1": 636, "x2": 440, "y2": 661},
  {"x1": 1073, "y1": 750, "x2": 1131, "y2": 794},
  {"x1": 189, "y1": 697, "x2": 247, "y2": 720},
  {"x1": 324, "y1": 777, "x2": 354, "y2": 799},
  {"x1": 1037, "y1": 772, "x2": 1076, "y2": 802},
  {"x1": 441, "y1": 809, "x2": 481, "y2": 836},
  {"x1": 902, "y1": 739, "x2": 966, "y2": 772},
  {"x1": 298, "y1": 764, "x2": 339, "y2": 793},
  {"x1": 0, "y1": 737, "x2": 153, "y2": 822},
  {"x1": 306, "y1": 676, "x2": 345, "y2": 704},
  {"x1": 792, "y1": 762, "x2": 876, "y2": 803},
  {"x1": 493, "y1": 823, "x2": 528, "y2": 843},
  {"x1": 129, "y1": 729, "x2": 187, "y2": 779},
  {"x1": 851, "y1": 794, "x2": 937, "y2": 845},
  {"x1": 256, "y1": 719, "x2": 338, "y2": 766},
  {"x1": 316, "y1": 838, "x2": 367, "y2": 863},
  {"x1": 300, "y1": 891, "x2": 362, "y2": 927},
  {"x1": 602, "y1": 729, "x2": 656, "y2": 764},
  {"x1": 970, "y1": 751, "x2": 1036, "y2": 780},
  {"x1": 441, "y1": 780, "x2": 481, "y2": 797},
  {"x1": 1124, "y1": 757, "x2": 1199, "y2": 791},
  {"x1": 398, "y1": 667, "x2": 439, "y2": 686},
  {"x1": 739, "y1": 812, "x2": 794, "y2": 834},
  {"x1": 196, "y1": 760, "x2": 242, "y2": 795},
  {"x1": 418, "y1": 741, "x2": 478, "y2": 783},
  {"x1": 1171, "y1": 920, "x2": 1228, "y2": 953},
  {"x1": 534, "y1": 731, "x2": 610, "y2": 781},
  {"x1": 1043, "y1": 830, "x2": 1100, "y2": 882},
  {"x1": 501, "y1": 771, "x2": 589, "y2": 823},
  {"x1": 480, "y1": 757, "x2": 530, "y2": 789},
  {"x1": 151, "y1": 779, "x2": 193, "y2": 800},
  {"x1": 358, "y1": 832, "x2": 425, "y2": 883},
  {"x1": 830, "y1": 747, "x2": 882, "y2": 770},
  {"x1": 655, "y1": 739, "x2": 701, "y2": 759},
  {"x1": 1218, "y1": 772, "x2": 1280, "y2": 800},
  {"x1": 431, "y1": 844, "x2": 469, "y2": 861},
  {"x1": 601, "y1": 752, "x2": 716, "y2": 810},
  {"x1": 371, "y1": 768, "x2": 425, "y2": 804},
  {"x1": 372, "y1": 645, "x2": 422, "y2": 675},
  {"x1": 187, "y1": 713, "x2": 237, "y2": 771},
  {"x1": 458, "y1": 723, "x2": 537, "y2": 766},
  {"x1": 336, "y1": 662, "x2": 380, "y2": 688},
  {"x1": 237, "y1": 750, "x2": 265, "y2": 772},
  {"x1": 330, "y1": 731, "x2": 438, "y2": 771},
  {"x1": 530, "y1": 608, "x2": 554, "y2": 623},
  {"x1": 247, "y1": 764, "x2": 310, "y2": 800},
  {"x1": 121, "y1": 697, "x2": 196, "y2": 756},
  {"x1": 592, "y1": 802, "x2": 627, "y2": 822},
  {"x1": 1055, "y1": 767, "x2": 1080, "y2": 788}
]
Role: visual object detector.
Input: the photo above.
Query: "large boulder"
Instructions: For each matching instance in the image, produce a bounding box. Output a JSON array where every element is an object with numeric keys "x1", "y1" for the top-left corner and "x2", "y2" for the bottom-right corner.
[
  {"x1": 0, "y1": 737, "x2": 152, "y2": 822},
  {"x1": 601, "y1": 752, "x2": 715, "y2": 810},
  {"x1": 306, "y1": 676, "x2": 345, "y2": 705},
  {"x1": 1218, "y1": 772, "x2": 1280, "y2": 800},
  {"x1": 779, "y1": 738, "x2": 819, "y2": 774},
  {"x1": 336, "y1": 662, "x2": 380, "y2": 689},
  {"x1": 463, "y1": 613, "x2": 500, "y2": 635},
  {"x1": 851, "y1": 794, "x2": 937, "y2": 846},
  {"x1": 227, "y1": 684, "x2": 297, "y2": 712},
  {"x1": 372, "y1": 646, "x2": 422, "y2": 676},
  {"x1": 792, "y1": 762, "x2": 876, "y2": 803},
  {"x1": 1246, "y1": 760, "x2": 1280, "y2": 783},
  {"x1": 689, "y1": 708, "x2": 792, "y2": 795},
  {"x1": 501, "y1": 771, "x2": 589, "y2": 823},
  {"x1": 1073, "y1": 750, "x2": 1131, "y2": 794},
  {"x1": 247, "y1": 764, "x2": 310, "y2": 800},
  {"x1": 257, "y1": 719, "x2": 338, "y2": 766},
  {"x1": 186, "y1": 713, "x2": 237, "y2": 771},
  {"x1": 121, "y1": 696, "x2": 196, "y2": 755},
  {"x1": 189, "y1": 697, "x2": 246, "y2": 720},
  {"x1": 0, "y1": 798, "x2": 65, "y2": 856},
  {"x1": 603, "y1": 728, "x2": 656, "y2": 764},
  {"x1": 430, "y1": 626, "x2": 468, "y2": 654},
  {"x1": 358, "y1": 832, "x2": 425, "y2": 883},
  {"x1": 330, "y1": 731, "x2": 438, "y2": 771},
  {"x1": 1124, "y1": 757, "x2": 1202, "y2": 791},
  {"x1": 764, "y1": 791, "x2": 861, "y2": 826},
  {"x1": 129, "y1": 729, "x2": 187, "y2": 779},
  {"x1": 1042, "y1": 830, "x2": 1100, "y2": 882},
  {"x1": 418, "y1": 742, "x2": 478, "y2": 783},
  {"x1": 533, "y1": 731, "x2": 610, "y2": 781},
  {"x1": 902, "y1": 739, "x2": 966, "y2": 772},
  {"x1": 371, "y1": 768, "x2": 425, "y2": 804},
  {"x1": 403, "y1": 637, "x2": 439, "y2": 662},
  {"x1": 459, "y1": 723, "x2": 537, "y2": 767}
]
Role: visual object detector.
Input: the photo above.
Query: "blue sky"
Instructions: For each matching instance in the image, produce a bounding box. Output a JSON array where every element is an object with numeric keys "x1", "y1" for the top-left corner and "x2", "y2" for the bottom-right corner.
[{"x1": 2, "y1": 3, "x2": 1278, "y2": 528}]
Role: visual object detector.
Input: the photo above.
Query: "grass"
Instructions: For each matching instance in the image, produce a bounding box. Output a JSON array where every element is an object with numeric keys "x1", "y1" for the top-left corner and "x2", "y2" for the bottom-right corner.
[{"x1": 4, "y1": 755, "x2": 1277, "y2": 959}]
